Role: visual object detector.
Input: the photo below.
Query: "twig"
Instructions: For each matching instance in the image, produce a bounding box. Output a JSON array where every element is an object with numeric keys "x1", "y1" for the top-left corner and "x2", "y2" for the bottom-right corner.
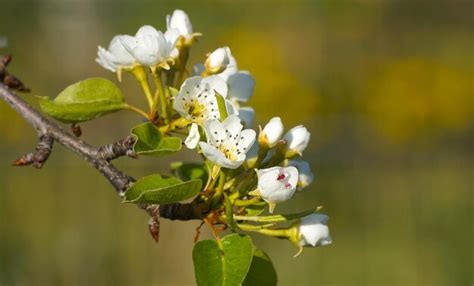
[{"x1": 0, "y1": 82, "x2": 203, "y2": 221}]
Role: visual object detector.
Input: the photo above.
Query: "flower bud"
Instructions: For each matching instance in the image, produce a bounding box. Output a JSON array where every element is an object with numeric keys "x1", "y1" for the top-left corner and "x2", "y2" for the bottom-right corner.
[
  {"x1": 282, "y1": 125, "x2": 310, "y2": 156},
  {"x1": 256, "y1": 166, "x2": 298, "y2": 213},
  {"x1": 288, "y1": 160, "x2": 314, "y2": 189},
  {"x1": 298, "y1": 214, "x2": 332, "y2": 247},
  {"x1": 96, "y1": 36, "x2": 135, "y2": 73},
  {"x1": 259, "y1": 117, "x2": 284, "y2": 148},
  {"x1": 166, "y1": 10, "x2": 193, "y2": 40},
  {"x1": 204, "y1": 47, "x2": 231, "y2": 74}
]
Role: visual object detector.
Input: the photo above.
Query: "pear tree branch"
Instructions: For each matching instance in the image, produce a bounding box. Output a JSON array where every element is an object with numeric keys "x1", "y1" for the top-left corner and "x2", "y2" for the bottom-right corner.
[{"x1": 0, "y1": 82, "x2": 202, "y2": 222}]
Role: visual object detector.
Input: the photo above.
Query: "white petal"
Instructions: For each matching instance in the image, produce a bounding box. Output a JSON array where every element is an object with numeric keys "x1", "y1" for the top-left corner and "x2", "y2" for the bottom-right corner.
[
  {"x1": 217, "y1": 47, "x2": 238, "y2": 81},
  {"x1": 226, "y1": 100, "x2": 239, "y2": 117},
  {"x1": 202, "y1": 75, "x2": 228, "y2": 98},
  {"x1": 262, "y1": 117, "x2": 284, "y2": 145},
  {"x1": 96, "y1": 46, "x2": 116, "y2": 72},
  {"x1": 237, "y1": 107, "x2": 254, "y2": 128},
  {"x1": 199, "y1": 142, "x2": 242, "y2": 169},
  {"x1": 185, "y1": 123, "x2": 200, "y2": 149},
  {"x1": 119, "y1": 35, "x2": 138, "y2": 54},
  {"x1": 136, "y1": 25, "x2": 159, "y2": 37},
  {"x1": 257, "y1": 166, "x2": 297, "y2": 203},
  {"x1": 283, "y1": 125, "x2": 311, "y2": 153},
  {"x1": 206, "y1": 47, "x2": 229, "y2": 70},
  {"x1": 237, "y1": 129, "x2": 256, "y2": 153},
  {"x1": 221, "y1": 115, "x2": 243, "y2": 140},
  {"x1": 173, "y1": 94, "x2": 187, "y2": 117},
  {"x1": 227, "y1": 71, "x2": 255, "y2": 102},
  {"x1": 164, "y1": 28, "x2": 181, "y2": 47},
  {"x1": 132, "y1": 45, "x2": 159, "y2": 66},
  {"x1": 299, "y1": 214, "x2": 331, "y2": 247},
  {"x1": 167, "y1": 10, "x2": 193, "y2": 38},
  {"x1": 108, "y1": 36, "x2": 135, "y2": 65},
  {"x1": 203, "y1": 119, "x2": 227, "y2": 145}
]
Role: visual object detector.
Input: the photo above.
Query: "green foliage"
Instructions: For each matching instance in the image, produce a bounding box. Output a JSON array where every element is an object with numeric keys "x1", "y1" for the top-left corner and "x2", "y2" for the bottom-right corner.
[
  {"x1": 193, "y1": 234, "x2": 254, "y2": 286},
  {"x1": 124, "y1": 174, "x2": 202, "y2": 204},
  {"x1": 38, "y1": 77, "x2": 127, "y2": 123},
  {"x1": 131, "y1": 122, "x2": 182, "y2": 157},
  {"x1": 243, "y1": 248, "x2": 277, "y2": 286},
  {"x1": 215, "y1": 92, "x2": 228, "y2": 120},
  {"x1": 173, "y1": 162, "x2": 209, "y2": 183}
]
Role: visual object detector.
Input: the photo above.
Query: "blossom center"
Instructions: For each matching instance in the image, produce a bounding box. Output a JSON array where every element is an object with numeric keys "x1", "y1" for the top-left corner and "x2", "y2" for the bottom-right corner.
[{"x1": 184, "y1": 101, "x2": 206, "y2": 122}]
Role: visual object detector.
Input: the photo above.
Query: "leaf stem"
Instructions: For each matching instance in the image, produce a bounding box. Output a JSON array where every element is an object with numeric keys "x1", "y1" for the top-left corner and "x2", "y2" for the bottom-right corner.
[
  {"x1": 234, "y1": 196, "x2": 261, "y2": 207},
  {"x1": 237, "y1": 223, "x2": 291, "y2": 239},
  {"x1": 210, "y1": 171, "x2": 226, "y2": 207},
  {"x1": 232, "y1": 208, "x2": 318, "y2": 223},
  {"x1": 123, "y1": 104, "x2": 150, "y2": 119},
  {"x1": 152, "y1": 71, "x2": 168, "y2": 122}
]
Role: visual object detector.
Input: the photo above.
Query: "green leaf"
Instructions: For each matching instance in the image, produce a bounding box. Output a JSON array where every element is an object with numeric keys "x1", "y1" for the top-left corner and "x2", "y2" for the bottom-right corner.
[
  {"x1": 243, "y1": 248, "x2": 277, "y2": 286},
  {"x1": 215, "y1": 92, "x2": 228, "y2": 121},
  {"x1": 124, "y1": 174, "x2": 202, "y2": 204},
  {"x1": 193, "y1": 234, "x2": 254, "y2": 286},
  {"x1": 173, "y1": 163, "x2": 209, "y2": 183},
  {"x1": 131, "y1": 122, "x2": 182, "y2": 157},
  {"x1": 38, "y1": 77, "x2": 127, "y2": 123}
]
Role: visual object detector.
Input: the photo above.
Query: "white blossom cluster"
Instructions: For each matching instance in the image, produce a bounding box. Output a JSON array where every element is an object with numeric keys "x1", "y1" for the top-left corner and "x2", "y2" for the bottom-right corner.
[{"x1": 96, "y1": 10, "x2": 330, "y2": 250}]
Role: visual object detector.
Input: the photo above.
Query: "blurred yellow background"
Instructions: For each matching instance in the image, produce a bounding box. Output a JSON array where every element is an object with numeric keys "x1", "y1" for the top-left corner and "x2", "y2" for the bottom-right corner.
[{"x1": 0, "y1": 0, "x2": 472, "y2": 285}]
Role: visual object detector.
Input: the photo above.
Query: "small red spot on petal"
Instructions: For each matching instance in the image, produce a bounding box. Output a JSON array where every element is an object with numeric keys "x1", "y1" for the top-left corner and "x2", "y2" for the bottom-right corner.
[
  {"x1": 277, "y1": 173, "x2": 286, "y2": 181},
  {"x1": 285, "y1": 183, "x2": 292, "y2": 189}
]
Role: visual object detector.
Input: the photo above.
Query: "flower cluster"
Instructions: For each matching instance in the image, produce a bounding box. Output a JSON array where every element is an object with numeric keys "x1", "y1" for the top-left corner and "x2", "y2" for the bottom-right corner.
[{"x1": 96, "y1": 9, "x2": 330, "y2": 256}]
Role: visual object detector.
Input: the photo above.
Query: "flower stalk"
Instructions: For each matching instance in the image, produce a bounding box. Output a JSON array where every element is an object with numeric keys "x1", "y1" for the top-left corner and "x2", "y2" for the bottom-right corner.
[{"x1": 131, "y1": 65, "x2": 154, "y2": 111}]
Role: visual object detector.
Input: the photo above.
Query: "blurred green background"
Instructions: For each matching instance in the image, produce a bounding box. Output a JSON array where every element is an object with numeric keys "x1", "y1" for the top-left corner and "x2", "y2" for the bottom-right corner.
[{"x1": 0, "y1": 0, "x2": 472, "y2": 285}]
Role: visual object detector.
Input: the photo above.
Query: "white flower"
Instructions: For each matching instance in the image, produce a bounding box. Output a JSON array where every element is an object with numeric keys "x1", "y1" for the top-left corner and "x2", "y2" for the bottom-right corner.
[
  {"x1": 196, "y1": 47, "x2": 255, "y2": 105},
  {"x1": 96, "y1": 36, "x2": 136, "y2": 72},
  {"x1": 119, "y1": 25, "x2": 179, "y2": 68},
  {"x1": 283, "y1": 125, "x2": 311, "y2": 155},
  {"x1": 166, "y1": 10, "x2": 194, "y2": 41},
  {"x1": 205, "y1": 47, "x2": 234, "y2": 74},
  {"x1": 185, "y1": 123, "x2": 200, "y2": 149},
  {"x1": 298, "y1": 214, "x2": 332, "y2": 247},
  {"x1": 199, "y1": 116, "x2": 256, "y2": 169},
  {"x1": 288, "y1": 160, "x2": 314, "y2": 189},
  {"x1": 259, "y1": 117, "x2": 284, "y2": 147},
  {"x1": 257, "y1": 166, "x2": 298, "y2": 203},
  {"x1": 173, "y1": 75, "x2": 229, "y2": 124}
]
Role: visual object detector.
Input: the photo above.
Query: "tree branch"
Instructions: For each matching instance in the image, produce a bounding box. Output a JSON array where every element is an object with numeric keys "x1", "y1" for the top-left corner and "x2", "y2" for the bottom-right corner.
[
  {"x1": 0, "y1": 83, "x2": 134, "y2": 193},
  {"x1": 0, "y1": 82, "x2": 203, "y2": 223}
]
